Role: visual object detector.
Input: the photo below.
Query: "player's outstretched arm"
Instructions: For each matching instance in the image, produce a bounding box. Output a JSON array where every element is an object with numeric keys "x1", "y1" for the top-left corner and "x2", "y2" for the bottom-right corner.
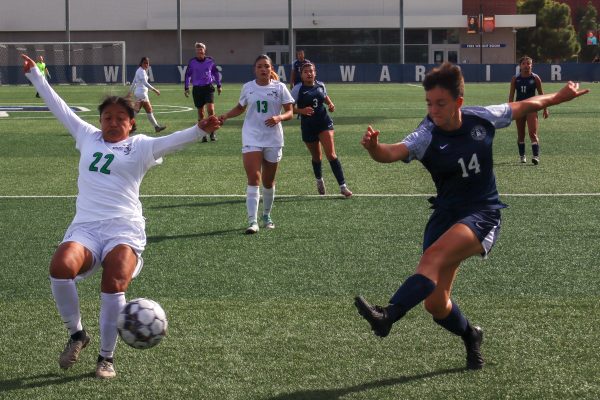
[
  {"x1": 361, "y1": 125, "x2": 409, "y2": 163},
  {"x1": 22, "y1": 54, "x2": 95, "y2": 138},
  {"x1": 510, "y1": 81, "x2": 589, "y2": 121},
  {"x1": 218, "y1": 103, "x2": 246, "y2": 124},
  {"x1": 151, "y1": 115, "x2": 222, "y2": 159}
]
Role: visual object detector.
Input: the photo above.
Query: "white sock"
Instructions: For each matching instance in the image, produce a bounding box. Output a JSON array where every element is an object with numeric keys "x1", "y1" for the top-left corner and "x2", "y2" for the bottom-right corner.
[
  {"x1": 246, "y1": 185, "x2": 260, "y2": 223},
  {"x1": 262, "y1": 186, "x2": 275, "y2": 216},
  {"x1": 99, "y1": 292, "x2": 125, "y2": 359},
  {"x1": 146, "y1": 112, "x2": 159, "y2": 128},
  {"x1": 50, "y1": 277, "x2": 83, "y2": 336}
]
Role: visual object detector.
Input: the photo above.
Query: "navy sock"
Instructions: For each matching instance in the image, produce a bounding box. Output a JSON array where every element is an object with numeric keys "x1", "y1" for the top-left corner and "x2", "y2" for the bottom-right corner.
[
  {"x1": 311, "y1": 160, "x2": 322, "y2": 180},
  {"x1": 518, "y1": 142, "x2": 525, "y2": 157},
  {"x1": 532, "y1": 143, "x2": 540, "y2": 157},
  {"x1": 433, "y1": 301, "x2": 468, "y2": 336},
  {"x1": 329, "y1": 158, "x2": 346, "y2": 186},
  {"x1": 386, "y1": 274, "x2": 436, "y2": 321}
]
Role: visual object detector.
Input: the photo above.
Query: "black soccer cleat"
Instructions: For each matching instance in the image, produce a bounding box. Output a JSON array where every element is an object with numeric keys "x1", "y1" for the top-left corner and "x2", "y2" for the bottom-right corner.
[
  {"x1": 354, "y1": 295, "x2": 393, "y2": 338},
  {"x1": 462, "y1": 324, "x2": 484, "y2": 370}
]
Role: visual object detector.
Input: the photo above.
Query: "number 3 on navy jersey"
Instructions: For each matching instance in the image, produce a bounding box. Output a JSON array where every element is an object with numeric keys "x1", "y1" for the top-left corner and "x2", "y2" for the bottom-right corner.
[
  {"x1": 89, "y1": 152, "x2": 114, "y2": 175},
  {"x1": 457, "y1": 153, "x2": 480, "y2": 177}
]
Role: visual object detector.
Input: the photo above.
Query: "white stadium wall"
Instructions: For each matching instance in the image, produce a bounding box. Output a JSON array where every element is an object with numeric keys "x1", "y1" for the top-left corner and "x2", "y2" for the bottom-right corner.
[{"x1": 0, "y1": 0, "x2": 534, "y2": 65}]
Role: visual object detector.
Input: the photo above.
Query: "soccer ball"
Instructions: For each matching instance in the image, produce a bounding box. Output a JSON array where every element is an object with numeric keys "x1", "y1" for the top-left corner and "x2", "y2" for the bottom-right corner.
[{"x1": 117, "y1": 298, "x2": 168, "y2": 349}]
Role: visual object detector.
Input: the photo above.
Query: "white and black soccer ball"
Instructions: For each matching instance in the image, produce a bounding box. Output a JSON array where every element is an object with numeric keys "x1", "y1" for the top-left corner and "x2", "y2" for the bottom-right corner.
[{"x1": 117, "y1": 298, "x2": 167, "y2": 349}]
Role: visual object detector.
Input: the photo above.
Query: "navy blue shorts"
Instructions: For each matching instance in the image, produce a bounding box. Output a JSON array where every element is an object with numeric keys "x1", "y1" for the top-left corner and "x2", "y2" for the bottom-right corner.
[
  {"x1": 301, "y1": 119, "x2": 334, "y2": 143},
  {"x1": 423, "y1": 208, "x2": 502, "y2": 257}
]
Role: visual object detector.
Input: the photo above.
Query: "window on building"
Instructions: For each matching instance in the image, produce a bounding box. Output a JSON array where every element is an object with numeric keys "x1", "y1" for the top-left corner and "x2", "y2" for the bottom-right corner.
[
  {"x1": 295, "y1": 28, "x2": 437, "y2": 64},
  {"x1": 405, "y1": 45, "x2": 429, "y2": 63},
  {"x1": 404, "y1": 30, "x2": 428, "y2": 44},
  {"x1": 431, "y1": 29, "x2": 459, "y2": 44},
  {"x1": 264, "y1": 30, "x2": 289, "y2": 45}
]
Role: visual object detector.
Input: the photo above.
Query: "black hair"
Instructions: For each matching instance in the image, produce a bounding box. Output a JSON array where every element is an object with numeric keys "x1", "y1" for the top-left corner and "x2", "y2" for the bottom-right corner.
[
  {"x1": 254, "y1": 54, "x2": 273, "y2": 66},
  {"x1": 300, "y1": 62, "x2": 315, "y2": 74},
  {"x1": 138, "y1": 57, "x2": 149, "y2": 67},
  {"x1": 422, "y1": 62, "x2": 464, "y2": 99},
  {"x1": 98, "y1": 96, "x2": 137, "y2": 132}
]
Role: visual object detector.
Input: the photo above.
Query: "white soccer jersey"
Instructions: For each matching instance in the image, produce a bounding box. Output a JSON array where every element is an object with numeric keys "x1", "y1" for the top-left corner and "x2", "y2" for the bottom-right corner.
[
  {"x1": 130, "y1": 67, "x2": 156, "y2": 99},
  {"x1": 238, "y1": 79, "x2": 294, "y2": 147},
  {"x1": 27, "y1": 67, "x2": 208, "y2": 224}
]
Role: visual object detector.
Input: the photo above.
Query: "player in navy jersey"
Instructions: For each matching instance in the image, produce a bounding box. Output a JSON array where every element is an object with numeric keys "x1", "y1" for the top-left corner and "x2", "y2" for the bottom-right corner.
[
  {"x1": 509, "y1": 56, "x2": 548, "y2": 164},
  {"x1": 289, "y1": 49, "x2": 309, "y2": 90},
  {"x1": 355, "y1": 62, "x2": 588, "y2": 370},
  {"x1": 291, "y1": 63, "x2": 352, "y2": 197}
]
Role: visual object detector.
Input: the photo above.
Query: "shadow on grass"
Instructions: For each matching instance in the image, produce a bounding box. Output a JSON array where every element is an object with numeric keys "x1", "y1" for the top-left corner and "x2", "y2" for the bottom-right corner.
[
  {"x1": 494, "y1": 161, "x2": 538, "y2": 167},
  {"x1": 145, "y1": 198, "x2": 245, "y2": 210},
  {"x1": 145, "y1": 195, "x2": 350, "y2": 212},
  {"x1": 147, "y1": 228, "x2": 241, "y2": 243},
  {"x1": 266, "y1": 366, "x2": 468, "y2": 400},
  {"x1": 0, "y1": 372, "x2": 95, "y2": 392}
]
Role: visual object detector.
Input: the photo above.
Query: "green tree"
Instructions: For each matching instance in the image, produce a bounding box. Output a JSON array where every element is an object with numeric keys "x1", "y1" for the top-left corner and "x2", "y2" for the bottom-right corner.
[
  {"x1": 517, "y1": 0, "x2": 580, "y2": 62},
  {"x1": 577, "y1": 1, "x2": 598, "y2": 62}
]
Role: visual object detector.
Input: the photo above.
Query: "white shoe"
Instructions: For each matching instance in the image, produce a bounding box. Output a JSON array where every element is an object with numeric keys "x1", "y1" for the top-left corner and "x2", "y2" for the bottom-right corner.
[
  {"x1": 96, "y1": 356, "x2": 116, "y2": 379},
  {"x1": 520, "y1": 155, "x2": 527, "y2": 163},
  {"x1": 245, "y1": 221, "x2": 259, "y2": 234},
  {"x1": 340, "y1": 185, "x2": 353, "y2": 198},
  {"x1": 532, "y1": 156, "x2": 539, "y2": 165}
]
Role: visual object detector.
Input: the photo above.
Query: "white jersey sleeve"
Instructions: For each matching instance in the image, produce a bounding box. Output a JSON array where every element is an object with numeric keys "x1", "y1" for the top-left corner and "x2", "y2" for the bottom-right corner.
[
  {"x1": 26, "y1": 67, "x2": 98, "y2": 142},
  {"x1": 279, "y1": 81, "x2": 295, "y2": 105},
  {"x1": 401, "y1": 117, "x2": 434, "y2": 162},
  {"x1": 290, "y1": 83, "x2": 302, "y2": 102},
  {"x1": 462, "y1": 105, "x2": 513, "y2": 129},
  {"x1": 150, "y1": 125, "x2": 209, "y2": 160}
]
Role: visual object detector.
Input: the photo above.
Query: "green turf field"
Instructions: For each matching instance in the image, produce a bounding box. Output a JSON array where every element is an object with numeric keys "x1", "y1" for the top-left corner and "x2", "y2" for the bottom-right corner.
[{"x1": 0, "y1": 82, "x2": 598, "y2": 399}]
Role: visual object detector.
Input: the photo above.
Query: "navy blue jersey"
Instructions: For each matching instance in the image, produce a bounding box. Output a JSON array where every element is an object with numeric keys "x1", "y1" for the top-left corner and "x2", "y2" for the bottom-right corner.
[
  {"x1": 292, "y1": 59, "x2": 310, "y2": 85},
  {"x1": 402, "y1": 105, "x2": 512, "y2": 210},
  {"x1": 291, "y1": 81, "x2": 333, "y2": 132},
  {"x1": 514, "y1": 73, "x2": 539, "y2": 101}
]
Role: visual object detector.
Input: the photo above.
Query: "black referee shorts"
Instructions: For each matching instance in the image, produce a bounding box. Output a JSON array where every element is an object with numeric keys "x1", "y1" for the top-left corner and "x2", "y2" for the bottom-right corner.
[{"x1": 192, "y1": 85, "x2": 215, "y2": 108}]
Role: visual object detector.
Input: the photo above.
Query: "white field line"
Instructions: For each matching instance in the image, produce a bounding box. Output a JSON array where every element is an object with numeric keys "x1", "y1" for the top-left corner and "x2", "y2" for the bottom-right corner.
[
  {"x1": 1, "y1": 193, "x2": 600, "y2": 199},
  {"x1": 0, "y1": 104, "x2": 193, "y2": 119}
]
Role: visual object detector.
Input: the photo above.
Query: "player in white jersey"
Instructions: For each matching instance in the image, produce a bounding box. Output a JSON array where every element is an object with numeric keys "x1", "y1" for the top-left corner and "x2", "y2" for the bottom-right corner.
[
  {"x1": 22, "y1": 54, "x2": 220, "y2": 379},
  {"x1": 219, "y1": 55, "x2": 294, "y2": 234},
  {"x1": 129, "y1": 57, "x2": 166, "y2": 133}
]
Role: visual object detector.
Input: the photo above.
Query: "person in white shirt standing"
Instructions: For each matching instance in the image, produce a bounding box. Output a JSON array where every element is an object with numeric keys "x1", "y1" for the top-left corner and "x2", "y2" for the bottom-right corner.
[
  {"x1": 219, "y1": 54, "x2": 294, "y2": 234},
  {"x1": 22, "y1": 54, "x2": 220, "y2": 379},
  {"x1": 130, "y1": 57, "x2": 166, "y2": 133}
]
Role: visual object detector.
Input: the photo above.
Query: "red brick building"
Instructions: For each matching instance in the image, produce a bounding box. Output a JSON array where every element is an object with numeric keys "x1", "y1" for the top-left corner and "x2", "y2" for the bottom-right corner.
[{"x1": 463, "y1": 0, "x2": 518, "y2": 15}]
